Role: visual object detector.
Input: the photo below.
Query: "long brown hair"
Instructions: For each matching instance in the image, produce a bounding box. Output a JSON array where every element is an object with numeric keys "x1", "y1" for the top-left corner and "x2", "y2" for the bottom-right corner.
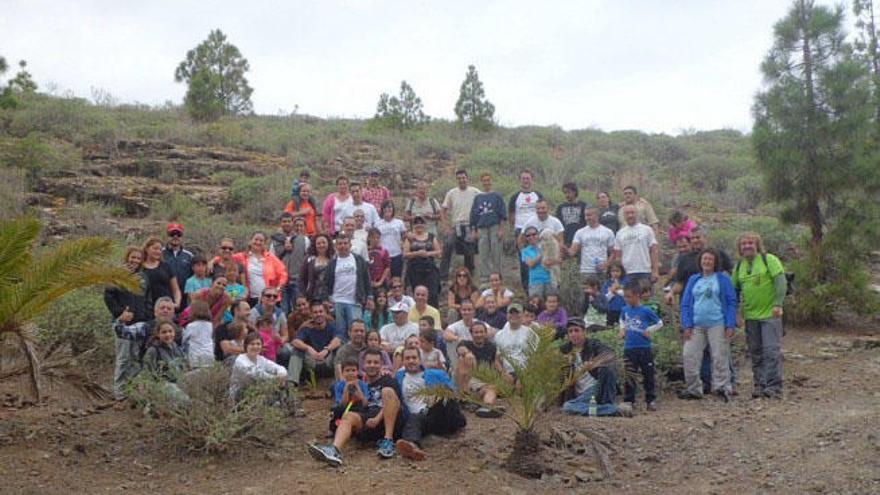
[{"x1": 735, "y1": 231, "x2": 766, "y2": 256}]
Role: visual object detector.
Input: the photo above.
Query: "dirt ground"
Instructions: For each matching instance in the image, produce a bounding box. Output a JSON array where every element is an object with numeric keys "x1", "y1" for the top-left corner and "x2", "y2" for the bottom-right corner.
[{"x1": 1, "y1": 327, "x2": 878, "y2": 495}]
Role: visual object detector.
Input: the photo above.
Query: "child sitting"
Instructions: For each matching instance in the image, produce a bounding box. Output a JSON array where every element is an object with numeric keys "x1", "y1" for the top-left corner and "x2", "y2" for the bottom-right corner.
[
  {"x1": 222, "y1": 263, "x2": 248, "y2": 323},
  {"x1": 537, "y1": 293, "x2": 568, "y2": 339},
  {"x1": 359, "y1": 330, "x2": 393, "y2": 374},
  {"x1": 229, "y1": 332, "x2": 288, "y2": 400},
  {"x1": 618, "y1": 280, "x2": 663, "y2": 414},
  {"x1": 330, "y1": 359, "x2": 369, "y2": 432},
  {"x1": 256, "y1": 313, "x2": 285, "y2": 363},
  {"x1": 184, "y1": 255, "x2": 212, "y2": 298},
  {"x1": 142, "y1": 321, "x2": 190, "y2": 407},
  {"x1": 522, "y1": 304, "x2": 540, "y2": 330},
  {"x1": 602, "y1": 261, "x2": 626, "y2": 326},
  {"x1": 182, "y1": 300, "x2": 215, "y2": 369},
  {"x1": 581, "y1": 278, "x2": 609, "y2": 331},
  {"x1": 418, "y1": 327, "x2": 446, "y2": 370}
]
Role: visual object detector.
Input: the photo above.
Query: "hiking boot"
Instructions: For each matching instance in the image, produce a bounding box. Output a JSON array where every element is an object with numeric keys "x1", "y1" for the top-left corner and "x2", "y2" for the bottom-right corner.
[
  {"x1": 764, "y1": 389, "x2": 782, "y2": 399},
  {"x1": 716, "y1": 390, "x2": 731, "y2": 403},
  {"x1": 395, "y1": 439, "x2": 426, "y2": 461},
  {"x1": 751, "y1": 388, "x2": 764, "y2": 399},
  {"x1": 308, "y1": 443, "x2": 342, "y2": 467},
  {"x1": 646, "y1": 401, "x2": 658, "y2": 412},
  {"x1": 376, "y1": 438, "x2": 396, "y2": 459},
  {"x1": 677, "y1": 390, "x2": 703, "y2": 400},
  {"x1": 475, "y1": 407, "x2": 502, "y2": 418}
]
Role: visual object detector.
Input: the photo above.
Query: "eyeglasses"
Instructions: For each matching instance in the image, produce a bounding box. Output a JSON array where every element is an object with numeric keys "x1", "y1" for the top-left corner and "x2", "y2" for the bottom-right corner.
[
  {"x1": 262, "y1": 293, "x2": 278, "y2": 299},
  {"x1": 169, "y1": 232, "x2": 182, "y2": 238},
  {"x1": 220, "y1": 246, "x2": 234, "y2": 251}
]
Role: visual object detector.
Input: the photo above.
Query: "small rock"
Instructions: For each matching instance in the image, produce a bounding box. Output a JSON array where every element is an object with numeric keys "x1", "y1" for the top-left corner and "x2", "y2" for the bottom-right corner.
[
  {"x1": 73, "y1": 443, "x2": 86, "y2": 454},
  {"x1": 702, "y1": 419, "x2": 715, "y2": 429}
]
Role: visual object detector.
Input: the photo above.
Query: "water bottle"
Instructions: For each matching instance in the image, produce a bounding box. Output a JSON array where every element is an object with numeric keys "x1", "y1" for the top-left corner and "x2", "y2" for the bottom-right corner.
[{"x1": 588, "y1": 394, "x2": 597, "y2": 417}]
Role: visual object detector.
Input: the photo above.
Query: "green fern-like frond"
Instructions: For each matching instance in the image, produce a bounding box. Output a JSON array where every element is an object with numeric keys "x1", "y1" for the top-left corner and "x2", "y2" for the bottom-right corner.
[{"x1": 0, "y1": 217, "x2": 40, "y2": 289}]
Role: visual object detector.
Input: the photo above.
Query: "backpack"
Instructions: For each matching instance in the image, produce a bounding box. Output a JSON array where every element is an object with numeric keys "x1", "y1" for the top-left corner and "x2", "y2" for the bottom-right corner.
[
  {"x1": 735, "y1": 253, "x2": 795, "y2": 296},
  {"x1": 406, "y1": 197, "x2": 439, "y2": 218}
]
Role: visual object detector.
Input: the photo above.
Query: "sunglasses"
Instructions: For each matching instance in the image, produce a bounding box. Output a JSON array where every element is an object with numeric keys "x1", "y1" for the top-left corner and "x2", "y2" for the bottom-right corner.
[
  {"x1": 262, "y1": 293, "x2": 278, "y2": 298},
  {"x1": 169, "y1": 232, "x2": 182, "y2": 238},
  {"x1": 220, "y1": 246, "x2": 234, "y2": 251}
]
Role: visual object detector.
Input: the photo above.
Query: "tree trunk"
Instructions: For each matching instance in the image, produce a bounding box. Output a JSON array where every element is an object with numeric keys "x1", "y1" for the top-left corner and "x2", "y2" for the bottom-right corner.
[
  {"x1": 504, "y1": 429, "x2": 544, "y2": 478},
  {"x1": 799, "y1": 0, "x2": 825, "y2": 247},
  {"x1": 16, "y1": 331, "x2": 42, "y2": 404}
]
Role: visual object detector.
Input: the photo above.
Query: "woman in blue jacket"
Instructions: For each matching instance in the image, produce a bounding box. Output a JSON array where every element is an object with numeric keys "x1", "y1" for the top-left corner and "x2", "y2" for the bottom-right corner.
[{"x1": 680, "y1": 248, "x2": 737, "y2": 401}]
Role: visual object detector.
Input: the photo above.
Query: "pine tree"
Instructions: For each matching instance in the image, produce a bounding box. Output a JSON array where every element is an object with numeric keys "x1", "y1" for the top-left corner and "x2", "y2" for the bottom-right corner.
[
  {"x1": 174, "y1": 29, "x2": 253, "y2": 122},
  {"x1": 373, "y1": 80, "x2": 429, "y2": 130},
  {"x1": 454, "y1": 65, "x2": 495, "y2": 130}
]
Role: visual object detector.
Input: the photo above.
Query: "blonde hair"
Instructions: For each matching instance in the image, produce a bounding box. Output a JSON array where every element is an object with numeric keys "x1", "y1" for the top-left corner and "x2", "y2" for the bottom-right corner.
[{"x1": 735, "y1": 231, "x2": 766, "y2": 256}]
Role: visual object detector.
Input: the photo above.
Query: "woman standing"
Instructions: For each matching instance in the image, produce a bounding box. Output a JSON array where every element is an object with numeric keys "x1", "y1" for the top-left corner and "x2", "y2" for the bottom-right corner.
[
  {"x1": 403, "y1": 216, "x2": 442, "y2": 308},
  {"x1": 300, "y1": 234, "x2": 335, "y2": 303},
  {"x1": 233, "y1": 231, "x2": 288, "y2": 308},
  {"x1": 284, "y1": 183, "x2": 321, "y2": 236},
  {"x1": 374, "y1": 200, "x2": 407, "y2": 279},
  {"x1": 680, "y1": 248, "x2": 737, "y2": 401},
  {"x1": 142, "y1": 237, "x2": 182, "y2": 311},
  {"x1": 104, "y1": 246, "x2": 149, "y2": 400},
  {"x1": 321, "y1": 175, "x2": 353, "y2": 236},
  {"x1": 596, "y1": 191, "x2": 620, "y2": 233}
]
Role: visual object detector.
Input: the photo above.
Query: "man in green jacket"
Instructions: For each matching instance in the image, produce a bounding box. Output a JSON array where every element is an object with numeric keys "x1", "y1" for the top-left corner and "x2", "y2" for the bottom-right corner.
[{"x1": 731, "y1": 232, "x2": 787, "y2": 399}]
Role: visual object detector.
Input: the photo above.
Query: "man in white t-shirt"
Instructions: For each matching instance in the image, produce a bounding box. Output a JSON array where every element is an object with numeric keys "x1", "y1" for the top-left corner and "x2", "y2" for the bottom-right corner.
[
  {"x1": 569, "y1": 207, "x2": 616, "y2": 282},
  {"x1": 342, "y1": 182, "x2": 379, "y2": 228},
  {"x1": 518, "y1": 199, "x2": 565, "y2": 248},
  {"x1": 442, "y1": 299, "x2": 484, "y2": 369},
  {"x1": 380, "y1": 301, "x2": 419, "y2": 353},
  {"x1": 326, "y1": 234, "x2": 373, "y2": 337},
  {"x1": 439, "y1": 169, "x2": 481, "y2": 281},
  {"x1": 493, "y1": 303, "x2": 539, "y2": 374},
  {"x1": 508, "y1": 170, "x2": 543, "y2": 289},
  {"x1": 612, "y1": 204, "x2": 659, "y2": 286}
]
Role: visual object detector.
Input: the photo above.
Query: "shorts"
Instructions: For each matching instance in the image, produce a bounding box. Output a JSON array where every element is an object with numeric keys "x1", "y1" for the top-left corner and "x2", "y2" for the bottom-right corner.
[{"x1": 354, "y1": 406, "x2": 404, "y2": 442}]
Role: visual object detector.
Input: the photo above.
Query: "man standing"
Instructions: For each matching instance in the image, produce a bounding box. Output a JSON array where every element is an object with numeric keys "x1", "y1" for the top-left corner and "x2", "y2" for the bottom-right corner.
[
  {"x1": 508, "y1": 170, "x2": 544, "y2": 289},
  {"x1": 324, "y1": 234, "x2": 373, "y2": 338},
  {"x1": 309, "y1": 349, "x2": 403, "y2": 465},
  {"x1": 395, "y1": 347, "x2": 466, "y2": 461},
  {"x1": 290, "y1": 301, "x2": 343, "y2": 385},
  {"x1": 731, "y1": 232, "x2": 787, "y2": 399},
  {"x1": 569, "y1": 207, "x2": 615, "y2": 283},
  {"x1": 162, "y1": 223, "x2": 193, "y2": 304},
  {"x1": 270, "y1": 212, "x2": 309, "y2": 314},
  {"x1": 469, "y1": 172, "x2": 506, "y2": 287},
  {"x1": 439, "y1": 169, "x2": 481, "y2": 281},
  {"x1": 556, "y1": 182, "x2": 588, "y2": 247},
  {"x1": 343, "y1": 182, "x2": 380, "y2": 228},
  {"x1": 612, "y1": 205, "x2": 659, "y2": 285},
  {"x1": 404, "y1": 180, "x2": 442, "y2": 236},
  {"x1": 380, "y1": 302, "x2": 420, "y2": 353},
  {"x1": 362, "y1": 168, "x2": 391, "y2": 211},
  {"x1": 618, "y1": 186, "x2": 660, "y2": 237}
]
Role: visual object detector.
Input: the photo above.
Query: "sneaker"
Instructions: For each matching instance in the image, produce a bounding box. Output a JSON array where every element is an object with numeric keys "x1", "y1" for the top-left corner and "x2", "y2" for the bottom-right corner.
[
  {"x1": 764, "y1": 389, "x2": 782, "y2": 399},
  {"x1": 395, "y1": 439, "x2": 426, "y2": 461},
  {"x1": 619, "y1": 401, "x2": 634, "y2": 415},
  {"x1": 376, "y1": 438, "x2": 396, "y2": 459},
  {"x1": 646, "y1": 401, "x2": 658, "y2": 412},
  {"x1": 308, "y1": 443, "x2": 342, "y2": 467},
  {"x1": 730, "y1": 385, "x2": 738, "y2": 397},
  {"x1": 677, "y1": 390, "x2": 703, "y2": 400},
  {"x1": 716, "y1": 390, "x2": 731, "y2": 403},
  {"x1": 461, "y1": 402, "x2": 480, "y2": 413},
  {"x1": 475, "y1": 407, "x2": 502, "y2": 418}
]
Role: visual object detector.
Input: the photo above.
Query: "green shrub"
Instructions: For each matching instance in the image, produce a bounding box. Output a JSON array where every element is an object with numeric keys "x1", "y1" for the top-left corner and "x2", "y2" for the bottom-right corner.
[
  {"x1": 33, "y1": 288, "x2": 113, "y2": 365},
  {"x1": 127, "y1": 365, "x2": 294, "y2": 455},
  {"x1": 590, "y1": 325, "x2": 682, "y2": 376}
]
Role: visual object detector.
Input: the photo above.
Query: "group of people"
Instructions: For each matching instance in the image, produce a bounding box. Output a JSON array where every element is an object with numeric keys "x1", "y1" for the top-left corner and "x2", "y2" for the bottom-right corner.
[{"x1": 102, "y1": 166, "x2": 789, "y2": 465}]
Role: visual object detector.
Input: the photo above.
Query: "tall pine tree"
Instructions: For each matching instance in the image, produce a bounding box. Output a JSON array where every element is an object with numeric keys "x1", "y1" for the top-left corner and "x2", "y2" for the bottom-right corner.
[
  {"x1": 373, "y1": 80, "x2": 429, "y2": 130},
  {"x1": 454, "y1": 65, "x2": 495, "y2": 130}
]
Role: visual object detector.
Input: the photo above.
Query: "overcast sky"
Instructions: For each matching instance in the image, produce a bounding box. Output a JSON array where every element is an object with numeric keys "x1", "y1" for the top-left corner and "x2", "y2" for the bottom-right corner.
[{"x1": 2, "y1": 0, "x2": 814, "y2": 133}]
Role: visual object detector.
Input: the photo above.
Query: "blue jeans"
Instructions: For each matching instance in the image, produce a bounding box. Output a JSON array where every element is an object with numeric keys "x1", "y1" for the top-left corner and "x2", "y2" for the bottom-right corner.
[
  {"x1": 333, "y1": 302, "x2": 362, "y2": 342},
  {"x1": 563, "y1": 384, "x2": 620, "y2": 416},
  {"x1": 281, "y1": 280, "x2": 299, "y2": 315}
]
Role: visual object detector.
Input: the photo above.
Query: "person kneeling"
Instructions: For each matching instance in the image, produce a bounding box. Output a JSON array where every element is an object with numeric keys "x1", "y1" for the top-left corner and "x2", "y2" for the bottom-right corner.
[
  {"x1": 309, "y1": 351, "x2": 403, "y2": 466},
  {"x1": 395, "y1": 347, "x2": 466, "y2": 460},
  {"x1": 453, "y1": 322, "x2": 505, "y2": 418},
  {"x1": 559, "y1": 318, "x2": 623, "y2": 417}
]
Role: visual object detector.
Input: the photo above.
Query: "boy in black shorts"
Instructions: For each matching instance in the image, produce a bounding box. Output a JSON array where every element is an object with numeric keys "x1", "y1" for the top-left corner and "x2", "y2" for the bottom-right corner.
[{"x1": 309, "y1": 350, "x2": 402, "y2": 466}]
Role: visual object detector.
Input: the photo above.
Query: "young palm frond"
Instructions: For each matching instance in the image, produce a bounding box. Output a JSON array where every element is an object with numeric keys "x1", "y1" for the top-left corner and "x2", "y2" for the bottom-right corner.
[{"x1": 0, "y1": 217, "x2": 141, "y2": 403}]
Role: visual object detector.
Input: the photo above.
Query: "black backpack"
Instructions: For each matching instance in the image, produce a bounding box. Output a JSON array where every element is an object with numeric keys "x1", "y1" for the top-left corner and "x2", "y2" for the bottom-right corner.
[{"x1": 735, "y1": 253, "x2": 795, "y2": 296}]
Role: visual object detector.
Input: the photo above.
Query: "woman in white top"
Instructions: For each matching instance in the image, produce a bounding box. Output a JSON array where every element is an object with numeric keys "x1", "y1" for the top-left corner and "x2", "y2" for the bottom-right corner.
[
  {"x1": 229, "y1": 332, "x2": 288, "y2": 400},
  {"x1": 477, "y1": 272, "x2": 514, "y2": 309},
  {"x1": 374, "y1": 200, "x2": 407, "y2": 278}
]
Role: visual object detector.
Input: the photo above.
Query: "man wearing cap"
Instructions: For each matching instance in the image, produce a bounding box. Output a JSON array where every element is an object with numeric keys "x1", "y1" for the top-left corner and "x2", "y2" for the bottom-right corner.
[
  {"x1": 363, "y1": 169, "x2": 391, "y2": 212},
  {"x1": 493, "y1": 303, "x2": 539, "y2": 375},
  {"x1": 559, "y1": 318, "x2": 623, "y2": 416},
  {"x1": 162, "y1": 223, "x2": 194, "y2": 306},
  {"x1": 380, "y1": 301, "x2": 419, "y2": 354}
]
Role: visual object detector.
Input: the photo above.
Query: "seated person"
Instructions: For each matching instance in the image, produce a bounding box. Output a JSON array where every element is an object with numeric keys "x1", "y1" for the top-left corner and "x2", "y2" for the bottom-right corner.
[
  {"x1": 418, "y1": 327, "x2": 446, "y2": 371},
  {"x1": 379, "y1": 301, "x2": 419, "y2": 353},
  {"x1": 581, "y1": 278, "x2": 609, "y2": 331},
  {"x1": 559, "y1": 318, "x2": 622, "y2": 417},
  {"x1": 536, "y1": 293, "x2": 568, "y2": 339},
  {"x1": 142, "y1": 320, "x2": 190, "y2": 408},
  {"x1": 522, "y1": 303, "x2": 540, "y2": 330},
  {"x1": 395, "y1": 348, "x2": 467, "y2": 461},
  {"x1": 289, "y1": 301, "x2": 343, "y2": 385},
  {"x1": 359, "y1": 330, "x2": 393, "y2": 375},
  {"x1": 453, "y1": 322, "x2": 505, "y2": 418},
  {"x1": 335, "y1": 319, "x2": 368, "y2": 380},
  {"x1": 475, "y1": 294, "x2": 507, "y2": 333},
  {"x1": 392, "y1": 335, "x2": 421, "y2": 371},
  {"x1": 309, "y1": 351, "x2": 403, "y2": 466},
  {"x1": 443, "y1": 299, "x2": 483, "y2": 369},
  {"x1": 229, "y1": 332, "x2": 288, "y2": 400}
]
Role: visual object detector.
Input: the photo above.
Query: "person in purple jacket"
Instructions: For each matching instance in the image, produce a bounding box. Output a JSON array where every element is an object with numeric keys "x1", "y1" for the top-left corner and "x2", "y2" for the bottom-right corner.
[
  {"x1": 536, "y1": 293, "x2": 568, "y2": 339},
  {"x1": 679, "y1": 247, "x2": 738, "y2": 402}
]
